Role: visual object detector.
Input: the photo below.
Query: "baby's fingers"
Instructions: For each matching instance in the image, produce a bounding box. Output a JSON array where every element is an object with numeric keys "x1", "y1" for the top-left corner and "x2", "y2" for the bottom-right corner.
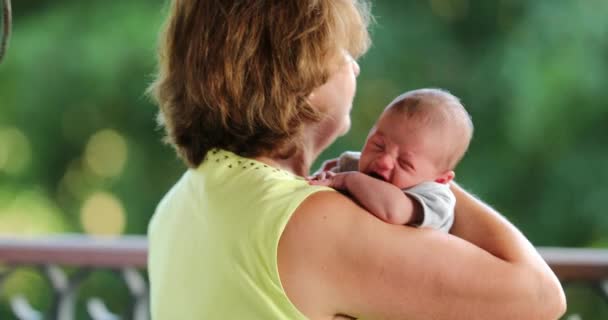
[
  {"x1": 308, "y1": 171, "x2": 332, "y2": 181},
  {"x1": 308, "y1": 179, "x2": 332, "y2": 187},
  {"x1": 324, "y1": 171, "x2": 336, "y2": 178}
]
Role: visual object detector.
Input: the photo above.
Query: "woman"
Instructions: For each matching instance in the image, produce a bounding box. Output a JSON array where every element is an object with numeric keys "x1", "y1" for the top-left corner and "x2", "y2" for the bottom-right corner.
[{"x1": 147, "y1": 1, "x2": 566, "y2": 319}]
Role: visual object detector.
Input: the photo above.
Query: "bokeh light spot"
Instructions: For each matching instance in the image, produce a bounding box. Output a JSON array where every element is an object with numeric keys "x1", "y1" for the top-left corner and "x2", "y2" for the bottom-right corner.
[
  {"x1": 80, "y1": 191, "x2": 126, "y2": 236},
  {"x1": 0, "y1": 188, "x2": 68, "y2": 234},
  {"x1": 84, "y1": 129, "x2": 128, "y2": 178},
  {"x1": 0, "y1": 127, "x2": 32, "y2": 175}
]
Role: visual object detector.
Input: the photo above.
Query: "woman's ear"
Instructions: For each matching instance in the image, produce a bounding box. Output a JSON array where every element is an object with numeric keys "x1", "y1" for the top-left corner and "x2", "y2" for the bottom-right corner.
[
  {"x1": 307, "y1": 89, "x2": 321, "y2": 110},
  {"x1": 434, "y1": 170, "x2": 455, "y2": 184}
]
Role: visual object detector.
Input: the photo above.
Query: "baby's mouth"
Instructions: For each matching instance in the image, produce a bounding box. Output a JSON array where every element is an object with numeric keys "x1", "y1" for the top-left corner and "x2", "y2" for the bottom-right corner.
[{"x1": 368, "y1": 171, "x2": 386, "y2": 182}]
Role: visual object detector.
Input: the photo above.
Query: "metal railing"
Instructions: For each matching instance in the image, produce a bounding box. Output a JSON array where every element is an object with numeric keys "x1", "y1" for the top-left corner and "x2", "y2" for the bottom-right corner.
[
  {"x1": 1, "y1": 235, "x2": 607, "y2": 319},
  {"x1": 0, "y1": 236, "x2": 148, "y2": 320}
]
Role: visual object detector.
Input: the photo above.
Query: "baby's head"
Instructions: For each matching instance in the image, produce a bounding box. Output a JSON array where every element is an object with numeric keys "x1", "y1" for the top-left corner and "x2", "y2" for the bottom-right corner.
[{"x1": 358, "y1": 88, "x2": 473, "y2": 189}]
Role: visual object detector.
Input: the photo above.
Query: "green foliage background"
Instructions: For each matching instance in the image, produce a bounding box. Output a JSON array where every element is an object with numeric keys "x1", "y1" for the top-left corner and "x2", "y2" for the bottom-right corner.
[{"x1": 1, "y1": 0, "x2": 607, "y2": 318}]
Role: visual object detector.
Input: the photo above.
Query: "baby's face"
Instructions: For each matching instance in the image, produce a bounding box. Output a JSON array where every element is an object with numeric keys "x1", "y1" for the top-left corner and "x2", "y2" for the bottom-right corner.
[{"x1": 358, "y1": 109, "x2": 449, "y2": 189}]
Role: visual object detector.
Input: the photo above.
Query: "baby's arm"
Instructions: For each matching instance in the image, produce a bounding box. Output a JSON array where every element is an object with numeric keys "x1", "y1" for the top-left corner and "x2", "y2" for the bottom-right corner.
[{"x1": 309, "y1": 171, "x2": 422, "y2": 225}]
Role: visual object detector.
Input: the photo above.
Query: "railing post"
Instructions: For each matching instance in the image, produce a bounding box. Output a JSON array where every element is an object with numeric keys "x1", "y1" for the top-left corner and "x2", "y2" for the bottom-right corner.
[
  {"x1": 122, "y1": 267, "x2": 149, "y2": 320},
  {"x1": 599, "y1": 279, "x2": 608, "y2": 305},
  {"x1": 43, "y1": 265, "x2": 90, "y2": 320}
]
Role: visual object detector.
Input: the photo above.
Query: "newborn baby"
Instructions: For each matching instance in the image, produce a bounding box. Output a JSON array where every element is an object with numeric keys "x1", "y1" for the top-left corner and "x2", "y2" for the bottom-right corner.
[{"x1": 310, "y1": 88, "x2": 473, "y2": 232}]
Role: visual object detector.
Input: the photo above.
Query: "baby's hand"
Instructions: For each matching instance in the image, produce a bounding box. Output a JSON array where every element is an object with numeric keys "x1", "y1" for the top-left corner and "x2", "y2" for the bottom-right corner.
[
  {"x1": 320, "y1": 158, "x2": 339, "y2": 172},
  {"x1": 312, "y1": 158, "x2": 339, "y2": 176},
  {"x1": 307, "y1": 171, "x2": 349, "y2": 190}
]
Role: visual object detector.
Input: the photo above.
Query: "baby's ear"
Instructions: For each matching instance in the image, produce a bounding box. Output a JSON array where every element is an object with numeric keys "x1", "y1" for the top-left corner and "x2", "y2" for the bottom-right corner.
[{"x1": 434, "y1": 170, "x2": 455, "y2": 184}]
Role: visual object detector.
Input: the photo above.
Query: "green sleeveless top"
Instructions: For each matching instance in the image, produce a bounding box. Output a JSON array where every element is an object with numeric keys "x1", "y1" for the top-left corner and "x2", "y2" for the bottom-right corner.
[{"x1": 148, "y1": 149, "x2": 332, "y2": 319}]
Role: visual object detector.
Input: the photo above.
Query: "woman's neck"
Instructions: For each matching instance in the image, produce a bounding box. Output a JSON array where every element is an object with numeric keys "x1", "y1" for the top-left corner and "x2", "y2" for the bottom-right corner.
[
  {"x1": 255, "y1": 148, "x2": 315, "y2": 177},
  {"x1": 254, "y1": 120, "x2": 340, "y2": 177}
]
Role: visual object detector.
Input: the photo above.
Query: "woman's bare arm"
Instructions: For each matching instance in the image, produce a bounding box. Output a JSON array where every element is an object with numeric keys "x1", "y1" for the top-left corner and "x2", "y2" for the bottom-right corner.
[{"x1": 278, "y1": 187, "x2": 566, "y2": 320}]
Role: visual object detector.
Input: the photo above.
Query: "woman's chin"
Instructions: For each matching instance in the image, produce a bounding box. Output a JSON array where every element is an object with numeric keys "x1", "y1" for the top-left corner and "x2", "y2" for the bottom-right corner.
[{"x1": 339, "y1": 119, "x2": 351, "y2": 136}]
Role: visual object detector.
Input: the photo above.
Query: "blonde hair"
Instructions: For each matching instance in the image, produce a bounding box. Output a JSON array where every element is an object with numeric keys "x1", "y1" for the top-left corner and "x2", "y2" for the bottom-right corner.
[
  {"x1": 149, "y1": 0, "x2": 372, "y2": 167},
  {"x1": 387, "y1": 88, "x2": 474, "y2": 170}
]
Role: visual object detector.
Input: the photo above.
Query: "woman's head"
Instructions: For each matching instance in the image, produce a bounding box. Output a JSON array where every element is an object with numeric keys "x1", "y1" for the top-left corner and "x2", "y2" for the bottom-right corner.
[{"x1": 150, "y1": 0, "x2": 371, "y2": 168}]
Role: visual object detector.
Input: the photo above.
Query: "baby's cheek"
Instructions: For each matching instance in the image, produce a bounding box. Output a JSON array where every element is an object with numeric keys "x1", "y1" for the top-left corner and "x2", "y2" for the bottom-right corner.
[
  {"x1": 357, "y1": 153, "x2": 371, "y2": 172},
  {"x1": 392, "y1": 174, "x2": 409, "y2": 190}
]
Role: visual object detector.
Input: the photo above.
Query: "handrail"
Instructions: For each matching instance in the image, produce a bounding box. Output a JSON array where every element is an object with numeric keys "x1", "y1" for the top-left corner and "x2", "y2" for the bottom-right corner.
[
  {"x1": 0, "y1": 235, "x2": 607, "y2": 281},
  {"x1": 538, "y1": 246, "x2": 608, "y2": 281},
  {"x1": 0, "y1": 235, "x2": 147, "y2": 268}
]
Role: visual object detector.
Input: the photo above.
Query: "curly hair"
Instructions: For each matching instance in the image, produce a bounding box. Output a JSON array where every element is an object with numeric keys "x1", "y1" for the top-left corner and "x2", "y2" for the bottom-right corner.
[{"x1": 149, "y1": 0, "x2": 372, "y2": 167}]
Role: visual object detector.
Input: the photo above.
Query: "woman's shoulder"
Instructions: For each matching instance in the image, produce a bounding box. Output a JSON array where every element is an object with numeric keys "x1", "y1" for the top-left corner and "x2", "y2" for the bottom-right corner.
[
  {"x1": 277, "y1": 191, "x2": 387, "y2": 315},
  {"x1": 280, "y1": 191, "x2": 384, "y2": 252},
  {"x1": 278, "y1": 189, "x2": 462, "y2": 319},
  {"x1": 190, "y1": 149, "x2": 333, "y2": 204}
]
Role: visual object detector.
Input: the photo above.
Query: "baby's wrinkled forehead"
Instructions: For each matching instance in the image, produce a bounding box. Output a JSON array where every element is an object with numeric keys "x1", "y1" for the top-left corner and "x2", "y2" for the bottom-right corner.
[
  {"x1": 384, "y1": 89, "x2": 471, "y2": 133},
  {"x1": 380, "y1": 88, "x2": 474, "y2": 169}
]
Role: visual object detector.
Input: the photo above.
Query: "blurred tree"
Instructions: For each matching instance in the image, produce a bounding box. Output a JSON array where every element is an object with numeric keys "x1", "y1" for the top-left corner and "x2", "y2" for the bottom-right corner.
[{"x1": 1, "y1": 0, "x2": 607, "y2": 319}]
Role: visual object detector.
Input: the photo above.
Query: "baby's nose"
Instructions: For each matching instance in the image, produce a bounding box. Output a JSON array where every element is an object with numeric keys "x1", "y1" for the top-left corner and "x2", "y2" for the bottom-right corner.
[{"x1": 376, "y1": 153, "x2": 394, "y2": 168}]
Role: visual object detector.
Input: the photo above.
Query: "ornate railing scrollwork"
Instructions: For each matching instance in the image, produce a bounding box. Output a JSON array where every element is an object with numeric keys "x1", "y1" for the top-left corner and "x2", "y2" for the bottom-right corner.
[{"x1": 0, "y1": 235, "x2": 148, "y2": 319}]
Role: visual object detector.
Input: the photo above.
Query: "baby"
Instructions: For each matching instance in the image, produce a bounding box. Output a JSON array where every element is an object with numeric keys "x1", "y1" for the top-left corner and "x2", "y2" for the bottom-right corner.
[{"x1": 310, "y1": 88, "x2": 473, "y2": 232}]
